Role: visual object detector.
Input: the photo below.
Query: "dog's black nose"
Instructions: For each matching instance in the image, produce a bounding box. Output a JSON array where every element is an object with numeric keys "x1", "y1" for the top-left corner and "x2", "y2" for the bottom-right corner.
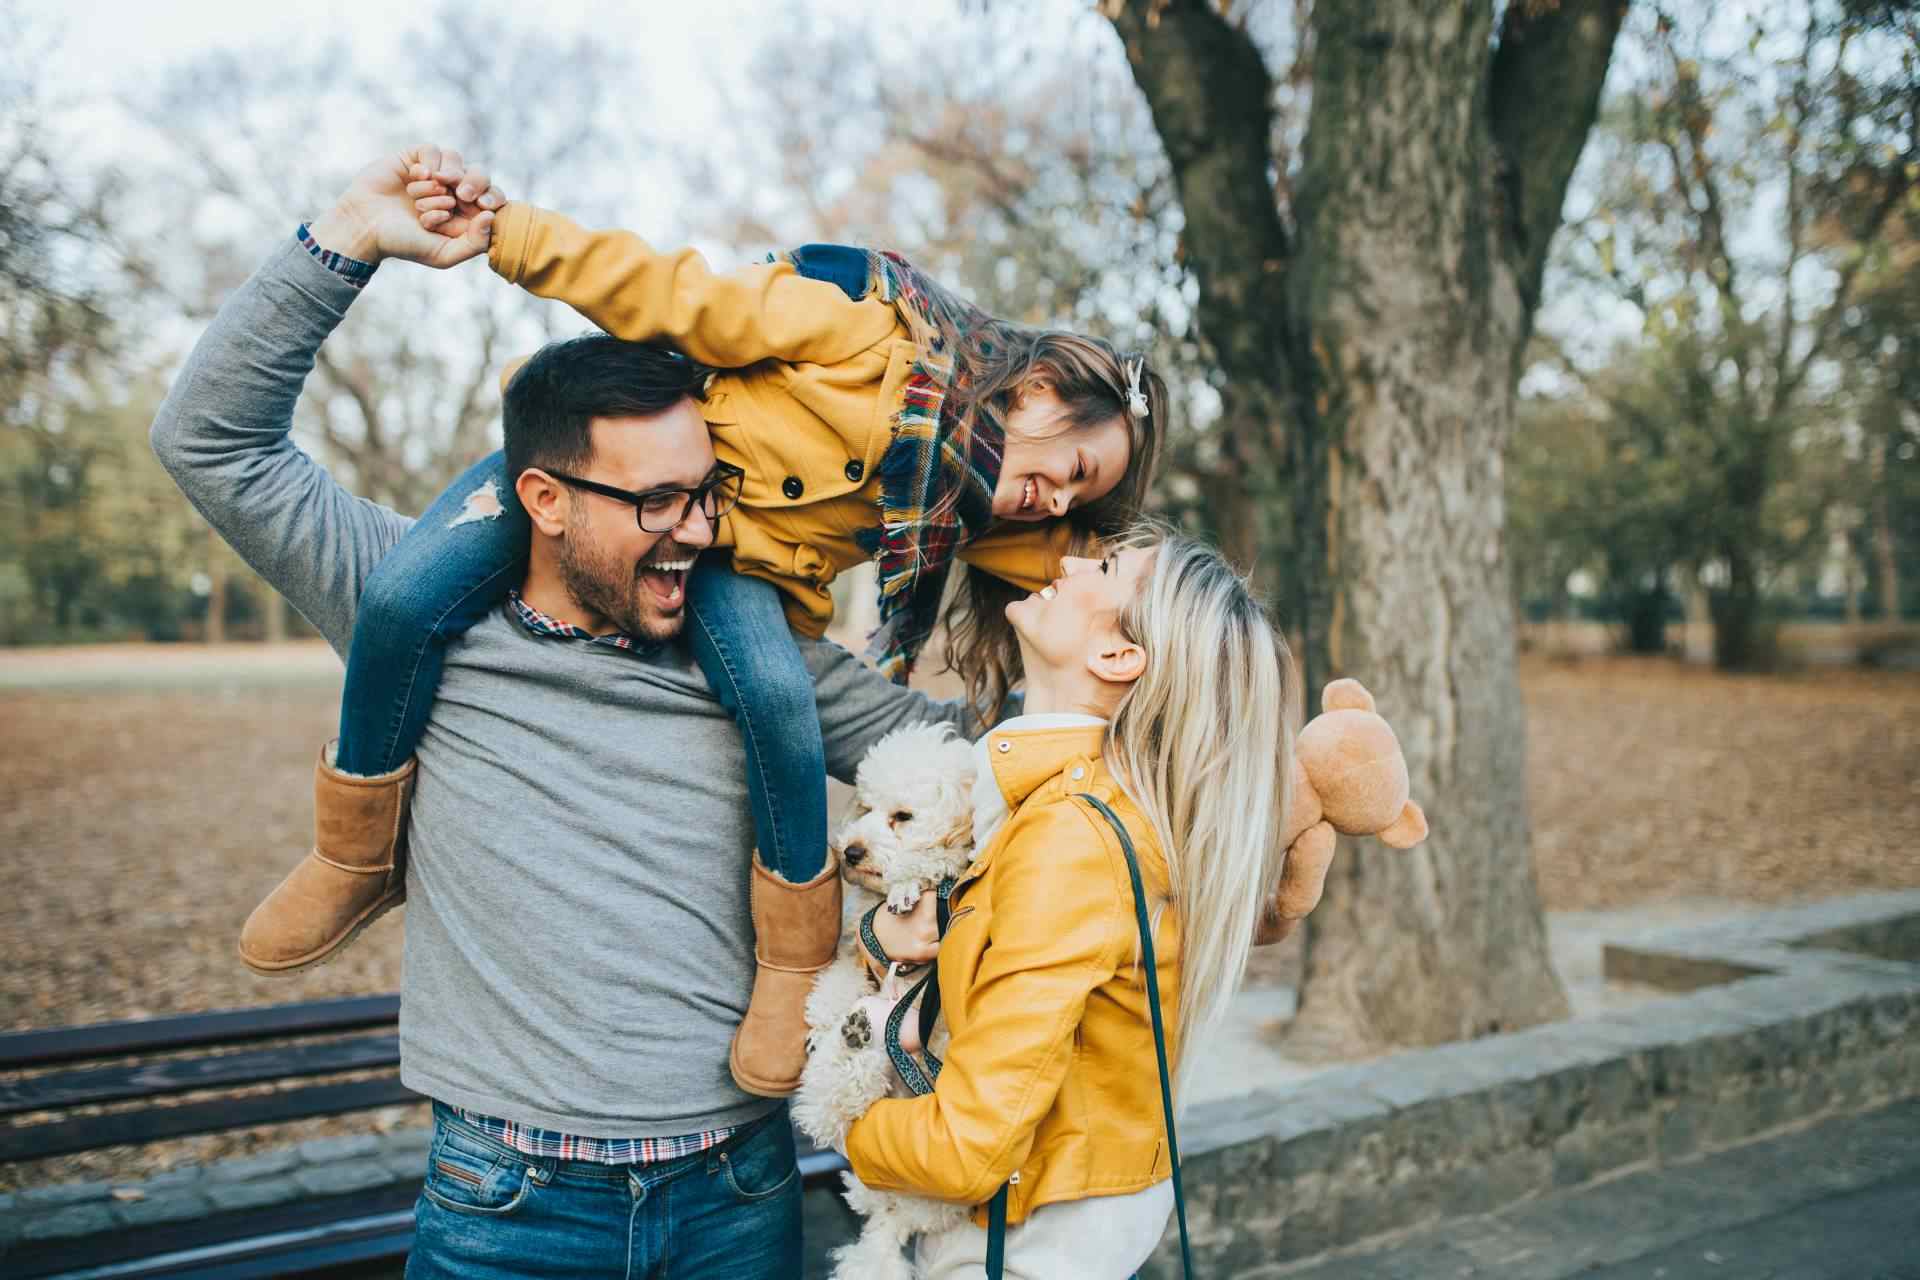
[{"x1": 843, "y1": 844, "x2": 867, "y2": 866}]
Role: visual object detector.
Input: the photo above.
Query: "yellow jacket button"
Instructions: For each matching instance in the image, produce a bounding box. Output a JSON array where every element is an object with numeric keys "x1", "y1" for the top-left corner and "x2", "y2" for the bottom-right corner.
[
  {"x1": 845, "y1": 459, "x2": 864, "y2": 482},
  {"x1": 782, "y1": 476, "x2": 804, "y2": 499}
]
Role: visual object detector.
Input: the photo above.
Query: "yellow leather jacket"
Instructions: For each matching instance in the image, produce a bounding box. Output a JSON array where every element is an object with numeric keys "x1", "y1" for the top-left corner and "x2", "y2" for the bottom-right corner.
[
  {"x1": 486, "y1": 203, "x2": 1068, "y2": 635},
  {"x1": 844, "y1": 723, "x2": 1180, "y2": 1226}
]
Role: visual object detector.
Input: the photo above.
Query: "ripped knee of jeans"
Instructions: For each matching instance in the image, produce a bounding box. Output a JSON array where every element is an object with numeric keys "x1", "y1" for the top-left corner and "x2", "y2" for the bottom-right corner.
[{"x1": 447, "y1": 481, "x2": 504, "y2": 528}]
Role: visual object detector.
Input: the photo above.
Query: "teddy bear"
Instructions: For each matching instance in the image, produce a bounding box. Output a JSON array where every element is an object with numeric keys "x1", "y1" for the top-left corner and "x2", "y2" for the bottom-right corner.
[
  {"x1": 1255, "y1": 677, "x2": 1430, "y2": 944},
  {"x1": 792, "y1": 722, "x2": 978, "y2": 1280}
]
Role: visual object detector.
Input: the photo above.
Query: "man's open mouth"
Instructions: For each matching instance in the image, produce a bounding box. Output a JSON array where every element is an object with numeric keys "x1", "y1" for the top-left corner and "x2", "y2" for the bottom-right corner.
[{"x1": 638, "y1": 557, "x2": 693, "y2": 609}]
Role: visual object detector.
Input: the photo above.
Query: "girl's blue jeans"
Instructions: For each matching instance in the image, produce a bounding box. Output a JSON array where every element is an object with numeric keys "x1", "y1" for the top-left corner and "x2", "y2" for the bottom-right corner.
[{"x1": 337, "y1": 451, "x2": 829, "y2": 884}]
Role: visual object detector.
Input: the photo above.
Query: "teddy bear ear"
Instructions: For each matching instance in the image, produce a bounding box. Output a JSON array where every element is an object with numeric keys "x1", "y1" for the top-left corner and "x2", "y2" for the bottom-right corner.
[
  {"x1": 1378, "y1": 800, "x2": 1429, "y2": 849},
  {"x1": 1321, "y1": 678, "x2": 1376, "y2": 714}
]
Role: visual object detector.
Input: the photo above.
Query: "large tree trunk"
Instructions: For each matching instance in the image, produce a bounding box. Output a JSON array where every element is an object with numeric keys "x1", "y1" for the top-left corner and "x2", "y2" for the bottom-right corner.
[
  {"x1": 1709, "y1": 545, "x2": 1766, "y2": 670},
  {"x1": 1284, "y1": 1, "x2": 1571, "y2": 1055},
  {"x1": 1618, "y1": 577, "x2": 1671, "y2": 655},
  {"x1": 1710, "y1": 437, "x2": 1775, "y2": 669},
  {"x1": 1111, "y1": 0, "x2": 1623, "y2": 1053},
  {"x1": 204, "y1": 525, "x2": 227, "y2": 646},
  {"x1": 1872, "y1": 432, "x2": 1900, "y2": 622},
  {"x1": 264, "y1": 590, "x2": 289, "y2": 644}
]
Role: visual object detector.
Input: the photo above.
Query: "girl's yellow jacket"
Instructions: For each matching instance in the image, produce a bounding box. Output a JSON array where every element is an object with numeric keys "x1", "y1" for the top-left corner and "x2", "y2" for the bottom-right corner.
[
  {"x1": 844, "y1": 723, "x2": 1181, "y2": 1226},
  {"x1": 487, "y1": 203, "x2": 1069, "y2": 635}
]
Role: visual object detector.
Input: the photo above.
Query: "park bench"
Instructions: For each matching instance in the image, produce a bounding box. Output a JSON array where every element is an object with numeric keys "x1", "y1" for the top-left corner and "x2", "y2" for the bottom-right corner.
[{"x1": 0, "y1": 995, "x2": 849, "y2": 1278}]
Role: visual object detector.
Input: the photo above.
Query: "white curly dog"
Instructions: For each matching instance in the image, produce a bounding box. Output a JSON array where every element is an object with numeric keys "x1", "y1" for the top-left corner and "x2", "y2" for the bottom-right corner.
[{"x1": 792, "y1": 722, "x2": 979, "y2": 1280}]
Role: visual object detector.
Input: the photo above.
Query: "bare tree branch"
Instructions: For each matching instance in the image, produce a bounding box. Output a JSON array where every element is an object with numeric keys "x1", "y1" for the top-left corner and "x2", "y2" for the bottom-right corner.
[
  {"x1": 1105, "y1": 0, "x2": 1293, "y2": 391},
  {"x1": 1488, "y1": 0, "x2": 1630, "y2": 315}
]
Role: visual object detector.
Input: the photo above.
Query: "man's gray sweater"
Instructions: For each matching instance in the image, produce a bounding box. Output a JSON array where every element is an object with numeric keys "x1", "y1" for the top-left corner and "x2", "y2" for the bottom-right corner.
[{"x1": 151, "y1": 238, "x2": 963, "y2": 1138}]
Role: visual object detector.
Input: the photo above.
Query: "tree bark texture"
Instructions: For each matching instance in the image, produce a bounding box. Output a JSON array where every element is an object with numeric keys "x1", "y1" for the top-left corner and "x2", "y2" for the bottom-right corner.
[{"x1": 1112, "y1": 0, "x2": 1626, "y2": 1053}]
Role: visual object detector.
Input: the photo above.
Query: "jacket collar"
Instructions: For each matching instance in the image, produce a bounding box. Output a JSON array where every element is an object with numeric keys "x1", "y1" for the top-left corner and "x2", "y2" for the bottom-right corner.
[{"x1": 983, "y1": 721, "x2": 1110, "y2": 811}]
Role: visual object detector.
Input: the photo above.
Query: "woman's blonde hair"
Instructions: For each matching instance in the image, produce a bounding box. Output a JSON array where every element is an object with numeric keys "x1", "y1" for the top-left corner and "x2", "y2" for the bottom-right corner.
[{"x1": 1102, "y1": 523, "x2": 1298, "y2": 1099}]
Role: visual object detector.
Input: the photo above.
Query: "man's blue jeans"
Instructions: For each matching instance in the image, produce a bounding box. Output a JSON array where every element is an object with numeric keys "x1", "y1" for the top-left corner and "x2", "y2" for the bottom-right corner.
[
  {"x1": 335, "y1": 450, "x2": 830, "y2": 884},
  {"x1": 405, "y1": 1103, "x2": 803, "y2": 1280}
]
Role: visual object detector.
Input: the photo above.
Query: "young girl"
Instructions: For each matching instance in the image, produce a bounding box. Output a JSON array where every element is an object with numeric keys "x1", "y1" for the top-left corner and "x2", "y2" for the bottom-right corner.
[{"x1": 238, "y1": 164, "x2": 1167, "y2": 1100}]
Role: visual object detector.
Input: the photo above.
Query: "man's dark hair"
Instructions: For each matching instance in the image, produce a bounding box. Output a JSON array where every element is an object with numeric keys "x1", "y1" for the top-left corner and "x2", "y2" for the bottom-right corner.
[{"x1": 502, "y1": 334, "x2": 708, "y2": 483}]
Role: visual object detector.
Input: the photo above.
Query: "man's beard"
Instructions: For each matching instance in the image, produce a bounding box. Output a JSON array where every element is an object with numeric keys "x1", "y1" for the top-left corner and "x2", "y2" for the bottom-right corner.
[{"x1": 557, "y1": 514, "x2": 692, "y2": 643}]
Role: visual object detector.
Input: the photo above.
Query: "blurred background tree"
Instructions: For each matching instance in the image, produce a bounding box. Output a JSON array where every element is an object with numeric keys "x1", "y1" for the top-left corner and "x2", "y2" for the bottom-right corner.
[{"x1": 1525, "y1": 0, "x2": 1919, "y2": 668}]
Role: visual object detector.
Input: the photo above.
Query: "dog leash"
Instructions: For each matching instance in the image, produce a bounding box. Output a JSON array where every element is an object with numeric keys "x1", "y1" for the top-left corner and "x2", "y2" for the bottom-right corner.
[{"x1": 872, "y1": 877, "x2": 955, "y2": 1097}]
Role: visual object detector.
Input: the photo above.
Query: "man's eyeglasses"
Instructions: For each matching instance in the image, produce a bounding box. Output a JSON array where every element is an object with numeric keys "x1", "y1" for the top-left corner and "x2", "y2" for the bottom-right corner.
[{"x1": 545, "y1": 463, "x2": 745, "y2": 533}]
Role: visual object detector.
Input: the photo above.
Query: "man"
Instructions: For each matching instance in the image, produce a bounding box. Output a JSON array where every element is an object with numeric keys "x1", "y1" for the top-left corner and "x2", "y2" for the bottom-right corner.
[{"x1": 151, "y1": 145, "x2": 956, "y2": 1279}]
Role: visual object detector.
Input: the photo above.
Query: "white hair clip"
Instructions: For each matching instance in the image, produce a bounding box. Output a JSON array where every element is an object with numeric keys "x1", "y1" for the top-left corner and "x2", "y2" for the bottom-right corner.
[{"x1": 1124, "y1": 357, "x2": 1150, "y2": 420}]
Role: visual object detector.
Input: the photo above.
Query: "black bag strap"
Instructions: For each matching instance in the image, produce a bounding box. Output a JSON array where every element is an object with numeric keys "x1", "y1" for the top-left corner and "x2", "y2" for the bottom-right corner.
[
  {"x1": 880, "y1": 877, "x2": 957, "y2": 1099},
  {"x1": 984, "y1": 793, "x2": 1194, "y2": 1279},
  {"x1": 986, "y1": 1182, "x2": 1010, "y2": 1275}
]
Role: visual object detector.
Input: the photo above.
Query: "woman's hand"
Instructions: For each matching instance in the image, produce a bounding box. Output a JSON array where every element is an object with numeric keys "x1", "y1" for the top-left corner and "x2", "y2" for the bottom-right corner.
[{"x1": 861, "y1": 891, "x2": 941, "y2": 980}]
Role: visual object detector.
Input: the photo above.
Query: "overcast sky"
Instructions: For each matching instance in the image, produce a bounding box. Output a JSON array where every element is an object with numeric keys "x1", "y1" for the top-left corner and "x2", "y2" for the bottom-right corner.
[
  {"x1": 22, "y1": 0, "x2": 1033, "y2": 254},
  {"x1": 29, "y1": 0, "x2": 762, "y2": 212},
  {"x1": 38, "y1": 0, "x2": 758, "y2": 98}
]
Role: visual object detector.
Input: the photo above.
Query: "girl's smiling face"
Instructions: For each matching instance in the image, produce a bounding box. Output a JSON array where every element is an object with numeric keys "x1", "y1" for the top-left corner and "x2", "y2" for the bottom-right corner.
[{"x1": 990, "y1": 378, "x2": 1134, "y2": 523}]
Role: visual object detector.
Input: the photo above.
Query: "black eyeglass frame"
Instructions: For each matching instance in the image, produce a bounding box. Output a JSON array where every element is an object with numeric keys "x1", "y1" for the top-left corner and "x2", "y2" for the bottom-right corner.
[{"x1": 544, "y1": 462, "x2": 745, "y2": 532}]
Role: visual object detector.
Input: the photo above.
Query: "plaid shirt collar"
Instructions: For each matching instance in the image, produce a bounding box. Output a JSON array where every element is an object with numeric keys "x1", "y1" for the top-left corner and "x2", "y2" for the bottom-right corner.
[{"x1": 508, "y1": 590, "x2": 649, "y2": 652}]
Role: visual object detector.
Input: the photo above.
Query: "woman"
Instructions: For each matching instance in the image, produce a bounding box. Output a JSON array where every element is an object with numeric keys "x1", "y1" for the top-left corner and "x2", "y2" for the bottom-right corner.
[{"x1": 848, "y1": 525, "x2": 1299, "y2": 1278}]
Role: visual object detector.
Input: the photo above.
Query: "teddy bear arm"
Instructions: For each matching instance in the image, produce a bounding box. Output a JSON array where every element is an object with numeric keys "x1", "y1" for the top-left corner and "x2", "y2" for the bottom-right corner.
[
  {"x1": 1253, "y1": 912, "x2": 1298, "y2": 945},
  {"x1": 1251, "y1": 820, "x2": 1339, "y2": 947}
]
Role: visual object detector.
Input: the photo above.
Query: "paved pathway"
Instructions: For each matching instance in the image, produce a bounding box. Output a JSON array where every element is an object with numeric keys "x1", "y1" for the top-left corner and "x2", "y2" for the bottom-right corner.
[{"x1": 1272, "y1": 1100, "x2": 1920, "y2": 1280}]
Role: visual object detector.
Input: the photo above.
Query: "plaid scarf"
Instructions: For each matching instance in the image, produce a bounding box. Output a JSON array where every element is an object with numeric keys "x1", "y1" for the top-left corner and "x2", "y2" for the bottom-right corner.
[
  {"x1": 775, "y1": 247, "x2": 1006, "y2": 683},
  {"x1": 862, "y1": 252, "x2": 1006, "y2": 682}
]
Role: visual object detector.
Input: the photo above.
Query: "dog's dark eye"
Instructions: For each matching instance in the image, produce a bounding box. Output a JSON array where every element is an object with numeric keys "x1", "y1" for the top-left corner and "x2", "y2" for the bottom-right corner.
[{"x1": 890, "y1": 811, "x2": 913, "y2": 826}]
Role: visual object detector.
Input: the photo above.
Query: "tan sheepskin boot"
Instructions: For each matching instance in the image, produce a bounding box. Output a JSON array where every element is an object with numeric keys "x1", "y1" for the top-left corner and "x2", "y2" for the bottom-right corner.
[
  {"x1": 238, "y1": 743, "x2": 414, "y2": 975},
  {"x1": 729, "y1": 850, "x2": 843, "y2": 1097}
]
